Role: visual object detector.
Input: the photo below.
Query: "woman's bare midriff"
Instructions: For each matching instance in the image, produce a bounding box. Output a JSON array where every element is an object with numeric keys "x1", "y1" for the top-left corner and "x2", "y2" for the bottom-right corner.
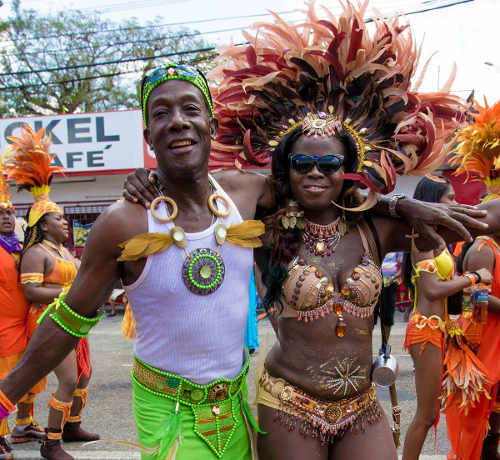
[{"x1": 265, "y1": 313, "x2": 374, "y2": 401}]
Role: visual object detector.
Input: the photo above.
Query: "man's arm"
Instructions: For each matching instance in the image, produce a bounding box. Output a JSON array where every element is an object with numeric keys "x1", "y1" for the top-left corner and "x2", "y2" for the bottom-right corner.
[
  {"x1": 213, "y1": 169, "x2": 275, "y2": 220},
  {"x1": 372, "y1": 196, "x2": 489, "y2": 251},
  {"x1": 463, "y1": 239, "x2": 500, "y2": 314},
  {"x1": 0, "y1": 200, "x2": 144, "y2": 403}
]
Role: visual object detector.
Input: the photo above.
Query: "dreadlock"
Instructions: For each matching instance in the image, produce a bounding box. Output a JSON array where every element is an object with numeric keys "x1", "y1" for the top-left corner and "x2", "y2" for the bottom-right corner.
[{"x1": 21, "y1": 207, "x2": 46, "y2": 256}]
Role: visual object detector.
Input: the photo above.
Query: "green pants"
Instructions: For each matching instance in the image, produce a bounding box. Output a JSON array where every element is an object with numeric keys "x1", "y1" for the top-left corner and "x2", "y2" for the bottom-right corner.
[{"x1": 132, "y1": 377, "x2": 253, "y2": 460}]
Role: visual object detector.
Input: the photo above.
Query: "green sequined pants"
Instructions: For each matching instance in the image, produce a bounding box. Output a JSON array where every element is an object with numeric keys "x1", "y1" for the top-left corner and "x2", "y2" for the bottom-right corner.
[{"x1": 132, "y1": 376, "x2": 253, "y2": 460}]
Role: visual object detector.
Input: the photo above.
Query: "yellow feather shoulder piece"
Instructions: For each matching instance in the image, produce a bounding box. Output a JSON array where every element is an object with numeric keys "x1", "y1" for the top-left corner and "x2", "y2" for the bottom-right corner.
[
  {"x1": 226, "y1": 219, "x2": 265, "y2": 248},
  {"x1": 117, "y1": 220, "x2": 265, "y2": 262},
  {"x1": 117, "y1": 233, "x2": 173, "y2": 262}
]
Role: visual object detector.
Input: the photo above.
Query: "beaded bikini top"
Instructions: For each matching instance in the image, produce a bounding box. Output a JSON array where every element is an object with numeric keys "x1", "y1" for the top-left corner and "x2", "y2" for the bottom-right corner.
[{"x1": 281, "y1": 222, "x2": 383, "y2": 323}]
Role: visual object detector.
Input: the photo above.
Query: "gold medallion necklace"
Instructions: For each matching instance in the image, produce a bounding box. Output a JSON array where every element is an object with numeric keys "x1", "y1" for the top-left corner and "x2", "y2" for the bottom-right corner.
[{"x1": 150, "y1": 178, "x2": 231, "y2": 295}]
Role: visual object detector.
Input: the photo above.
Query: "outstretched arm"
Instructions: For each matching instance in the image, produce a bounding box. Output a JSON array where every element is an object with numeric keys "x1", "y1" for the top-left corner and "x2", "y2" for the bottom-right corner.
[
  {"x1": 0, "y1": 200, "x2": 143, "y2": 404},
  {"x1": 372, "y1": 196, "x2": 488, "y2": 252},
  {"x1": 412, "y1": 249, "x2": 491, "y2": 301}
]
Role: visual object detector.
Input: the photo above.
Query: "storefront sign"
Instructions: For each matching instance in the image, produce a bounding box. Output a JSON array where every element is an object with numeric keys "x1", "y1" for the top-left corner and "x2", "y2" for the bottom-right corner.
[{"x1": 0, "y1": 110, "x2": 145, "y2": 173}]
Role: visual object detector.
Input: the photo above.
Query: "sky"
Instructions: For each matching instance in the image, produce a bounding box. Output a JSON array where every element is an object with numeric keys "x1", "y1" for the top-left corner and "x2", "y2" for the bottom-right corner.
[{"x1": 2, "y1": 0, "x2": 499, "y2": 102}]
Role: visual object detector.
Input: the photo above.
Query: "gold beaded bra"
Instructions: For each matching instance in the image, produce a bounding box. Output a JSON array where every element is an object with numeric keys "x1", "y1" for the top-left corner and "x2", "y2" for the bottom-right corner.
[{"x1": 281, "y1": 222, "x2": 382, "y2": 334}]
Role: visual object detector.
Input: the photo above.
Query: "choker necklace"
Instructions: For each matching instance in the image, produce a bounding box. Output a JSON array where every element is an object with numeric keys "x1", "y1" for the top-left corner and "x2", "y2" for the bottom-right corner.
[
  {"x1": 42, "y1": 239, "x2": 65, "y2": 258},
  {"x1": 150, "y1": 179, "x2": 231, "y2": 296},
  {"x1": 302, "y1": 218, "x2": 345, "y2": 257}
]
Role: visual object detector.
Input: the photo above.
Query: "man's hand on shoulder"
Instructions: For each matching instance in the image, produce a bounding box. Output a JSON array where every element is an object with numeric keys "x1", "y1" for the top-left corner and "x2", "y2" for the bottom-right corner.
[{"x1": 213, "y1": 169, "x2": 274, "y2": 219}]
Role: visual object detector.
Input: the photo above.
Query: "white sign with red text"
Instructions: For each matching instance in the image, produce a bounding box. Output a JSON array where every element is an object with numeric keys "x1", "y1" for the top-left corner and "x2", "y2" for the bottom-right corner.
[{"x1": 0, "y1": 110, "x2": 148, "y2": 174}]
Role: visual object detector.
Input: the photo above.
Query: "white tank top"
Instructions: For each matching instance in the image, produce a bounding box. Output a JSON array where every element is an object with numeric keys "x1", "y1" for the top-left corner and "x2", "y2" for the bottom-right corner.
[{"x1": 124, "y1": 175, "x2": 253, "y2": 384}]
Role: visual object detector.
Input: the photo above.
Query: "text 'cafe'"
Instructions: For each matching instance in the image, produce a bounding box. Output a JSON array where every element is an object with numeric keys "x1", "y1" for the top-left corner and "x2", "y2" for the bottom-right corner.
[{"x1": 1, "y1": 110, "x2": 154, "y2": 255}]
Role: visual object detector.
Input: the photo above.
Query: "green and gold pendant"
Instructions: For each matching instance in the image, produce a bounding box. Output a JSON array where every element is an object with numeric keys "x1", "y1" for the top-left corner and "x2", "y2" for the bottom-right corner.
[{"x1": 182, "y1": 248, "x2": 225, "y2": 295}]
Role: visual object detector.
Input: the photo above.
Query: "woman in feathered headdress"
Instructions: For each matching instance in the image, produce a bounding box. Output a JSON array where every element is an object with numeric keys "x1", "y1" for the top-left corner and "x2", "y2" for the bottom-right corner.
[
  {"x1": 445, "y1": 98, "x2": 500, "y2": 460},
  {"x1": 207, "y1": 1, "x2": 472, "y2": 458},
  {"x1": 4, "y1": 124, "x2": 99, "y2": 460},
  {"x1": 0, "y1": 155, "x2": 47, "y2": 458}
]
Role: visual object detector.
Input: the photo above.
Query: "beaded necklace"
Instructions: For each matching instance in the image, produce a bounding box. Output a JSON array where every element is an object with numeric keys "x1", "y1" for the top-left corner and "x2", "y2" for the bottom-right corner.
[
  {"x1": 302, "y1": 218, "x2": 344, "y2": 257},
  {"x1": 150, "y1": 178, "x2": 232, "y2": 296}
]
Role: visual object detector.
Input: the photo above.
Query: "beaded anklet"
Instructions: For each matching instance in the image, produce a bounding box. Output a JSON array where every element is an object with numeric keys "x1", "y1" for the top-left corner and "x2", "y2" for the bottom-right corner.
[{"x1": 38, "y1": 293, "x2": 103, "y2": 338}]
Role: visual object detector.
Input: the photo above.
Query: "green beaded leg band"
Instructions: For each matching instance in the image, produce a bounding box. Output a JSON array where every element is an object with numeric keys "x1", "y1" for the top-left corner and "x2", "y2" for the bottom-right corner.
[{"x1": 38, "y1": 292, "x2": 104, "y2": 338}]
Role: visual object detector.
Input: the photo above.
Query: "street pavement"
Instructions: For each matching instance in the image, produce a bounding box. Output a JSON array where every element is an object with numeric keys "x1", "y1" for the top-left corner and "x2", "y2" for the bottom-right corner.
[{"x1": 6, "y1": 310, "x2": 464, "y2": 459}]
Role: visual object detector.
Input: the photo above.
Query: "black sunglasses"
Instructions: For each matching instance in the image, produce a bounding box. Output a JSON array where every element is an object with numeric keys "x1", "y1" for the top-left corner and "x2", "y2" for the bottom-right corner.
[{"x1": 289, "y1": 153, "x2": 344, "y2": 175}]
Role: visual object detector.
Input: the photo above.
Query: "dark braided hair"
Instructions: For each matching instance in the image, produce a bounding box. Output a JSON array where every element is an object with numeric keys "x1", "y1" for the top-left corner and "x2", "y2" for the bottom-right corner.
[
  {"x1": 21, "y1": 208, "x2": 48, "y2": 256},
  {"x1": 262, "y1": 125, "x2": 363, "y2": 309}
]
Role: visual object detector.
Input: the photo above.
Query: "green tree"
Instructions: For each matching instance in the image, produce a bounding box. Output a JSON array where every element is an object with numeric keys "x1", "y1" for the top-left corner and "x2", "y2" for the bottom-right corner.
[{"x1": 0, "y1": 0, "x2": 217, "y2": 116}]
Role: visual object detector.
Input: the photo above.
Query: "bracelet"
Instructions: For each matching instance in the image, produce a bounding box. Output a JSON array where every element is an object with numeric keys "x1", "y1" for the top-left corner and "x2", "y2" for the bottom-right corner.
[
  {"x1": 38, "y1": 293, "x2": 104, "y2": 338},
  {"x1": 471, "y1": 271, "x2": 482, "y2": 283},
  {"x1": 0, "y1": 390, "x2": 16, "y2": 413},
  {"x1": 388, "y1": 194, "x2": 406, "y2": 219},
  {"x1": 463, "y1": 273, "x2": 478, "y2": 287}
]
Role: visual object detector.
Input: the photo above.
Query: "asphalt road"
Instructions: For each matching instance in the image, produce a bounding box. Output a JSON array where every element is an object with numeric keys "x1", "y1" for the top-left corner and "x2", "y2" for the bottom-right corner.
[{"x1": 5, "y1": 310, "x2": 469, "y2": 459}]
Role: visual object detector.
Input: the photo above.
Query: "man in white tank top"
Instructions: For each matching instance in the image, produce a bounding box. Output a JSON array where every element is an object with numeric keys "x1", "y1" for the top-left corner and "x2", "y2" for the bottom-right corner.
[{"x1": 0, "y1": 62, "x2": 274, "y2": 460}]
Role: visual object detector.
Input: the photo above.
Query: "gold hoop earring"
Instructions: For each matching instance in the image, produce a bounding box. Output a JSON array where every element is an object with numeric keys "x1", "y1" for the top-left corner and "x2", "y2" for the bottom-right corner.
[
  {"x1": 150, "y1": 196, "x2": 178, "y2": 223},
  {"x1": 208, "y1": 193, "x2": 231, "y2": 218}
]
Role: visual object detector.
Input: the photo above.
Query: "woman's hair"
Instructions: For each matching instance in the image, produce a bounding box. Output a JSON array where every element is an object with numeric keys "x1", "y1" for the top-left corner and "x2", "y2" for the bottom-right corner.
[
  {"x1": 412, "y1": 175, "x2": 451, "y2": 203},
  {"x1": 261, "y1": 125, "x2": 361, "y2": 309},
  {"x1": 402, "y1": 175, "x2": 452, "y2": 289},
  {"x1": 22, "y1": 208, "x2": 48, "y2": 255}
]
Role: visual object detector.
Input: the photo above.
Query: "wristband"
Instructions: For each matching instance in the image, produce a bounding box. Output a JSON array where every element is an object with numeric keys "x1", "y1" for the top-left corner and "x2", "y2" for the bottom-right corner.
[
  {"x1": 471, "y1": 271, "x2": 482, "y2": 283},
  {"x1": 463, "y1": 273, "x2": 477, "y2": 287},
  {"x1": 388, "y1": 194, "x2": 406, "y2": 219}
]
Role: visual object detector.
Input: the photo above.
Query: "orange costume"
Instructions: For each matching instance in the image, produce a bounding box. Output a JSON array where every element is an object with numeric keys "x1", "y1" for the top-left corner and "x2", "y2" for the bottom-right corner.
[
  {"x1": 23, "y1": 243, "x2": 90, "y2": 379},
  {"x1": 0, "y1": 245, "x2": 30, "y2": 363},
  {"x1": 0, "y1": 155, "x2": 46, "y2": 445},
  {"x1": 445, "y1": 97, "x2": 500, "y2": 459},
  {"x1": 446, "y1": 236, "x2": 500, "y2": 460},
  {"x1": 404, "y1": 248, "x2": 453, "y2": 353}
]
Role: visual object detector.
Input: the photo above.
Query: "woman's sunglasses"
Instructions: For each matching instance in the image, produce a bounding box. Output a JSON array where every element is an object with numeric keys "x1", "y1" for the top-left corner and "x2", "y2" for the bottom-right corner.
[{"x1": 289, "y1": 153, "x2": 344, "y2": 175}]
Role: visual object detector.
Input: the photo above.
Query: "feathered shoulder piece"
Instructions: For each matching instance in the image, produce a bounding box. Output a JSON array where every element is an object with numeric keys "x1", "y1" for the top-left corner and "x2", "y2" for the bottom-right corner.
[
  {"x1": 4, "y1": 124, "x2": 63, "y2": 197},
  {"x1": 4, "y1": 124, "x2": 64, "y2": 227},
  {"x1": 449, "y1": 98, "x2": 500, "y2": 191},
  {"x1": 208, "y1": 0, "x2": 469, "y2": 194}
]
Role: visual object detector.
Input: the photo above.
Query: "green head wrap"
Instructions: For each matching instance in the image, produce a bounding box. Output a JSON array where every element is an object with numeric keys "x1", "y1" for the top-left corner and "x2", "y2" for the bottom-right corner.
[{"x1": 140, "y1": 62, "x2": 214, "y2": 127}]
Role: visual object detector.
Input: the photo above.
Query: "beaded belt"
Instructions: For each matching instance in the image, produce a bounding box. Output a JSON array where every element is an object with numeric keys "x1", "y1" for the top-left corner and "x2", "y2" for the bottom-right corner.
[
  {"x1": 410, "y1": 312, "x2": 445, "y2": 331},
  {"x1": 259, "y1": 369, "x2": 379, "y2": 437},
  {"x1": 132, "y1": 356, "x2": 248, "y2": 406}
]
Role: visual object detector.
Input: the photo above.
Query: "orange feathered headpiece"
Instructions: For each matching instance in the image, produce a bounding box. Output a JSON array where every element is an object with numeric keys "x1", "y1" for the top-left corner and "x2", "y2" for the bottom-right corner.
[
  {"x1": 0, "y1": 155, "x2": 13, "y2": 210},
  {"x1": 4, "y1": 124, "x2": 64, "y2": 227},
  {"x1": 208, "y1": 0, "x2": 470, "y2": 199},
  {"x1": 450, "y1": 97, "x2": 500, "y2": 197}
]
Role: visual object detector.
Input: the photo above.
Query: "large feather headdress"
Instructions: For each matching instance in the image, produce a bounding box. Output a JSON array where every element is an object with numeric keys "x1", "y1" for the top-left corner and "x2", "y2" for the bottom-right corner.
[
  {"x1": 449, "y1": 97, "x2": 500, "y2": 198},
  {"x1": 208, "y1": 0, "x2": 469, "y2": 197},
  {"x1": 4, "y1": 124, "x2": 64, "y2": 227}
]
